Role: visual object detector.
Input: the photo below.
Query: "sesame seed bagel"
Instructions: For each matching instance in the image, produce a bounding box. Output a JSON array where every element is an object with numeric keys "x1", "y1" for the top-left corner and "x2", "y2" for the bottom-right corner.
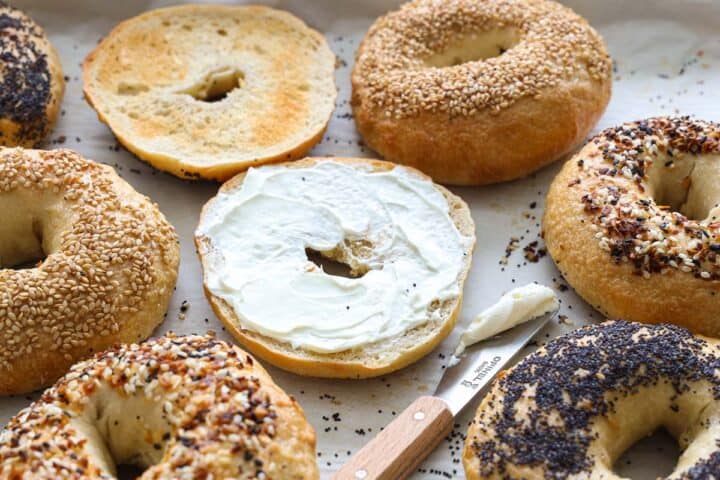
[
  {"x1": 0, "y1": 4, "x2": 64, "y2": 147},
  {"x1": 0, "y1": 147, "x2": 179, "y2": 395},
  {"x1": 82, "y1": 4, "x2": 336, "y2": 181},
  {"x1": 464, "y1": 320, "x2": 720, "y2": 479},
  {"x1": 195, "y1": 157, "x2": 475, "y2": 378},
  {"x1": 544, "y1": 117, "x2": 720, "y2": 337},
  {"x1": 351, "y1": 0, "x2": 612, "y2": 186},
  {"x1": 0, "y1": 334, "x2": 319, "y2": 479}
]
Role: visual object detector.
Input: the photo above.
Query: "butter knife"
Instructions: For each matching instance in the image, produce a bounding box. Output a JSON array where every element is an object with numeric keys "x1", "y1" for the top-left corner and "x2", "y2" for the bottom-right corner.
[{"x1": 332, "y1": 309, "x2": 556, "y2": 480}]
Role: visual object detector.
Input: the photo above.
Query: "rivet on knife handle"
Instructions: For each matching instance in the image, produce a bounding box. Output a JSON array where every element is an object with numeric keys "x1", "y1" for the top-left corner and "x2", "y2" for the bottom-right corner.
[{"x1": 332, "y1": 396, "x2": 453, "y2": 480}]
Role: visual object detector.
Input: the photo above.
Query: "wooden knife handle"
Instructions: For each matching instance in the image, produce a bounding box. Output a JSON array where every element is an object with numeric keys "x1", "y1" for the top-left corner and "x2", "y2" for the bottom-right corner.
[{"x1": 332, "y1": 396, "x2": 453, "y2": 480}]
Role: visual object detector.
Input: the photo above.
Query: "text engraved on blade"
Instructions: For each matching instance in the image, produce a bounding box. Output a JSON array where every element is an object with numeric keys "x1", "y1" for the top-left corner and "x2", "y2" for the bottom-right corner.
[{"x1": 459, "y1": 356, "x2": 502, "y2": 389}]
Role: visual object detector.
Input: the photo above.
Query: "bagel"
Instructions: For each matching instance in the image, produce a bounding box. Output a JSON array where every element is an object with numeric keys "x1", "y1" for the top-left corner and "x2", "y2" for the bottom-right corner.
[
  {"x1": 0, "y1": 334, "x2": 318, "y2": 479},
  {"x1": 0, "y1": 147, "x2": 179, "y2": 395},
  {"x1": 464, "y1": 320, "x2": 720, "y2": 479},
  {"x1": 544, "y1": 117, "x2": 720, "y2": 337},
  {"x1": 351, "y1": 0, "x2": 612, "y2": 186},
  {"x1": 82, "y1": 4, "x2": 336, "y2": 181},
  {"x1": 0, "y1": 4, "x2": 64, "y2": 147},
  {"x1": 195, "y1": 157, "x2": 476, "y2": 378}
]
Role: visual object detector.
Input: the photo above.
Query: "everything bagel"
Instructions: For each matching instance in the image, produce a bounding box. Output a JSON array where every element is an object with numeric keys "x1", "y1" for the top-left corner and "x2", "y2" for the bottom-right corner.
[
  {"x1": 0, "y1": 334, "x2": 318, "y2": 479},
  {"x1": 544, "y1": 117, "x2": 720, "y2": 336}
]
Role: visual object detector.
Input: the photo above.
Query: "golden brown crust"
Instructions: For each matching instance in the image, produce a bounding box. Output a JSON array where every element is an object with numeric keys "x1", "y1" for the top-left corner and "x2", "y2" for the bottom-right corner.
[
  {"x1": 0, "y1": 5, "x2": 64, "y2": 147},
  {"x1": 351, "y1": 0, "x2": 612, "y2": 185},
  {"x1": 82, "y1": 4, "x2": 336, "y2": 181},
  {"x1": 0, "y1": 334, "x2": 318, "y2": 479},
  {"x1": 195, "y1": 157, "x2": 476, "y2": 378},
  {"x1": 0, "y1": 148, "x2": 179, "y2": 395},
  {"x1": 544, "y1": 117, "x2": 720, "y2": 337}
]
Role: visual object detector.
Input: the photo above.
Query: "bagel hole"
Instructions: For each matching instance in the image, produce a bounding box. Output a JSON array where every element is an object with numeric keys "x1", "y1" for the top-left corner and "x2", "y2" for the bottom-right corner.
[
  {"x1": 179, "y1": 68, "x2": 244, "y2": 103},
  {"x1": 77, "y1": 395, "x2": 171, "y2": 479},
  {"x1": 423, "y1": 28, "x2": 520, "y2": 67},
  {"x1": 11, "y1": 254, "x2": 46, "y2": 270},
  {"x1": 613, "y1": 428, "x2": 679, "y2": 478},
  {"x1": 116, "y1": 465, "x2": 144, "y2": 480},
  {"x1": 305, "y1": 248, "x2": 367, "y2": 278},
  {"x1": 1, "y1": 217, "x2": 47, "y2": 270},
  {"x1": 646, "y1": 155, "x2": 720, "y2": 221}
]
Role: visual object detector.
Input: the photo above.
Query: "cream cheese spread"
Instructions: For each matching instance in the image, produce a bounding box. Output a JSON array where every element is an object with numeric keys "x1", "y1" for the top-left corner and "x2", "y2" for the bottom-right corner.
[
  {"x1": 197, "y1": 161, "x2": 474, "y2": 353},
  {"x1": 453, "y1": 284, "x2": 559, "y2": 358}
]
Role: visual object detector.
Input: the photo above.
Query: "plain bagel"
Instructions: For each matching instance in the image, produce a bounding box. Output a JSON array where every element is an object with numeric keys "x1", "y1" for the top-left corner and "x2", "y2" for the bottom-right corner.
[
  {"x1": 0, "y1": 334, "x2": 319, "y2": 479},
  {"x1": 352, "y1": 0, "x2": 612, "y2": 185},
  {"x1": 0, "y1": 147, "x2": 179, "y2": 395},
  {"x1": 464, "y1": 320, "x2": 720, "y2": 479},
  {"x1": 0, "y1": 4, "x2": 64, "y2": 147},
  {"x1": 544, "y1": 117, "x2": 720, "y2": 337},
  {"x1": 83, "y1": 4, "x2": 336, "y2": 181},
  {"x1": 195, "y1": 157, "x2": 476, "y2": 378}
]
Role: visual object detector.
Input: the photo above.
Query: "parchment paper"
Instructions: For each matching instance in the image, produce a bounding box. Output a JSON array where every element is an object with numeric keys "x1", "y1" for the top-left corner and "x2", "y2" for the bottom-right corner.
[{"x1": 3, "y1": 0, "x2": 720, "y2": 477}]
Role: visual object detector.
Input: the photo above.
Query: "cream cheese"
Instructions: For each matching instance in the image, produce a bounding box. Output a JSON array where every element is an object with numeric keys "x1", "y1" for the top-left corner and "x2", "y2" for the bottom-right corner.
[
  {"x1": 197, "y1": 161, "x2": 474, "y2": 353},
  {"x1": 453, "y1": 284, "x2": 559, "y2": 358}
]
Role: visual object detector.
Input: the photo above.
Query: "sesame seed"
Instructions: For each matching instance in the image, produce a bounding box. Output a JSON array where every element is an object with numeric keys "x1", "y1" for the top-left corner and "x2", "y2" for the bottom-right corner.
[
  {"x1": 353, "y1": 0, "x2": 611, "y2": 119},
  {"x1": 0, "y1": 148, "x2": 178, "y2": 387}
]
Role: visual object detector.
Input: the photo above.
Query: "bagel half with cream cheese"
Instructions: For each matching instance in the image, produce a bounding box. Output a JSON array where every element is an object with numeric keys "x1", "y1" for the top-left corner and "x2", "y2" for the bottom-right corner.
[
  {"x1": 195, "y1": 157, "x2": 476, "y2": 378},
  {"x1": 352, "y1": 0, "x2": 612, "y2": 185},
  {"x1": 83, "y1": 4, "x2": 336, "y2": 181}
]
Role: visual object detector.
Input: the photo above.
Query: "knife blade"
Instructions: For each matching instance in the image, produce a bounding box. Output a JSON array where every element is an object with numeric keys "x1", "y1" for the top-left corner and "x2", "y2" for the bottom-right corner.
[
  {"x1": 435, "y1": 309, "x2": 556, "y2": 415},
  {"x1": 333, "y1": 308, "x2": 556, "y2": 480}
]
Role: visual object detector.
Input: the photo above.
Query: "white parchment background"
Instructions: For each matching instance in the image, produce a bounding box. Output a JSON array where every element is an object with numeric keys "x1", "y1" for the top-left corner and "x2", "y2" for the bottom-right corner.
[{"x1": 3, "y1": 0, "x2": 720, "y2": 478}]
